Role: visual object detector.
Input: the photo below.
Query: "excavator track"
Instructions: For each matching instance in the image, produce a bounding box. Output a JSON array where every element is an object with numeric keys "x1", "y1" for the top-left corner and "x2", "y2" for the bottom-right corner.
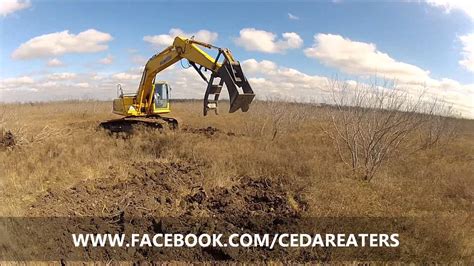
[{"x1": 100, "y1": 116, "x2": 178, "y2": 134}]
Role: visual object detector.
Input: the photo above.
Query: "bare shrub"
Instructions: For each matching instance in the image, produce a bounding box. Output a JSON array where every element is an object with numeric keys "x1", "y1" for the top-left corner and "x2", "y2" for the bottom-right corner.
[
  {"x1": 30, "y1": 125, "x2": 73, "y2": 144},
  {"x1": 244, "y1": 98, "x2": 311, "y2": 140},
  {"x1": 418, "y1": 103, "x2": 459, "y2": 149},
  {"x1": 323, "y1": 79, "x2": 449, "y2": 181}
]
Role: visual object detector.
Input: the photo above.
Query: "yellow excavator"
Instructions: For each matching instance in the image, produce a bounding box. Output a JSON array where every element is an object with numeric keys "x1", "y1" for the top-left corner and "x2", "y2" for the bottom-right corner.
[{"x1": 100, "y1": 36, "x2": 255, "y2": 132}]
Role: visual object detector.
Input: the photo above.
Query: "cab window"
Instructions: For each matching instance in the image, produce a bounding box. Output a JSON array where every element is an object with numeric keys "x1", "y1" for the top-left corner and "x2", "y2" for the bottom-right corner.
[{"x1": 154, "y1": 83, "x2": 169, "y2": 108}]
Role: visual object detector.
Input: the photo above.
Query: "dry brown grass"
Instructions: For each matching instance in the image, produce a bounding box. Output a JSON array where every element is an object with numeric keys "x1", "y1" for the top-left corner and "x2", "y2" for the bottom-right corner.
[{"x1": 0, "y1": 100, "x2": 473, "y2": 261}]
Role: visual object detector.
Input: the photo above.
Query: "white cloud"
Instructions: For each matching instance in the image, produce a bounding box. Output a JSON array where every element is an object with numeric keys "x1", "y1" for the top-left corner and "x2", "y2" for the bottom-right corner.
[
  {"x1": 241, "y1": 59, "x2": 278, "y2": 74},
  {"x1": 0, "y1": 76, "x2": 34, "y2": 88},
  {"x1": 75, "y1": 82, "x2": 90, "y2": 88},
  {"x1": 288, "y1": 13, "x2": 299, "y2": 20},
  {"x1": 40, "y1": 81, "x2": 57, "y2": 88},
  {"x1": 112, "y1": 72, "x2": 141, "y2": 81},
  {"x1": 12, "y1": 29, "x2": 113, "y2": 60},
  {"x1": 459, "y1": 33, "x2": 474, "y2": 73},
  {"x1": 99, "y1": 54, "x2": 114, "y2": 65},
  {"x1": 241, "y1": 59, "x2": 330, "y2": 100},
  {"x1": 425, "y1": 0, "x2": 474, "y2": 20},
  {"x1": 0, "y1": 71, "x2": 132, "y2": 101},
  {"x1": 47, "y1": 72, "x2": 77, "y2": 80},
  {"x1": 0, "y1": 0, "x2": 30, "y2": 17},
  {"x1": 304, "y1": 33, "x2": 431, "y2": 84},
  {"x1": 235, "y1": 28, "x2": 303, "y2": 53},
  {"x1": 47, "y1": 58, "x2": 63, "y2": 67},
  {"x1": 143, "y1": 28, "x2": 218, "y2": 48}
]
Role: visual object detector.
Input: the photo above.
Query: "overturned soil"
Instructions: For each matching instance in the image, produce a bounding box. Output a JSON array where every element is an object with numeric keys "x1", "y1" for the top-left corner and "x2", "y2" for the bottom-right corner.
[
  {"x1": 0, "y1": 130, "x2": 16, "y2": 149},
  {"x1": 28, "y1": 160, "x2": 316, "y2": 261},
  {"x1": 31, "y1": 161, "x2": 303, "y2": 219},
  {"x1": 181, "y1": 126, "x2": 238, "y2": 137}
]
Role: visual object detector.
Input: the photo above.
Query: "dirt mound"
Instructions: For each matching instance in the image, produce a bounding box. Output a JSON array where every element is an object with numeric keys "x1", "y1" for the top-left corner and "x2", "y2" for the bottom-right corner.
[
  {"x1": 0, "y1": 130, "x2": 15, "y2": 149},
  {"x1": 32, "y1": 161, "x2": 301, "y2": 218},
  {"x1": 29, "y1": 161, "x2": 310, "y2": 261}
]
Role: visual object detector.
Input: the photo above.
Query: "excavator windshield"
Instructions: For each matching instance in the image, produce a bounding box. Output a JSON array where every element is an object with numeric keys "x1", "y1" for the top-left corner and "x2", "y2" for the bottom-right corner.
[{"x1": 154, "y1": 83, "x2": 169, "y2": 109}]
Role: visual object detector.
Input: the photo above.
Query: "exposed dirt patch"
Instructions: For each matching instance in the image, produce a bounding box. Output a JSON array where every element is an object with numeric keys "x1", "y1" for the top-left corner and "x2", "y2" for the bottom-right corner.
[
  {"x1": 0, "y1": 130, "x2": 15, "y2": 149},
  {"x1": 182, "y1": 126, "x2": 237, "y2": 137},
  {"x1": 31, "y1": 161, "x2": 304, "y2": 219},
  {"x1": 28, "y1": 160, "x2": 310, "y2": 261}
]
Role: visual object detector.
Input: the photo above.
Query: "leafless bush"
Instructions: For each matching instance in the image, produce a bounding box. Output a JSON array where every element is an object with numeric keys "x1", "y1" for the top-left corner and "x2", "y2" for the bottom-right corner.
[
  {"x1": 245, "y1": 98, "x2": 311, "y2": 140},
  {"x1": 30, "y1": 125, "x2": 73, "y2": 144},
  {"x1": 323, "y1": 79, "x2": 451, "y2": 181},
  {"x1": 418, "y1": 103, "x2": 459, "y2": 149}
]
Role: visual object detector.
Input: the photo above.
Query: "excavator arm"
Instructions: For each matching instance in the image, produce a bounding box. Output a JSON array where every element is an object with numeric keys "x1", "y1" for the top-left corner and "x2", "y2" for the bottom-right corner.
[{"x1": 132, "y1": 36, "x2": 255, "y2": 116}]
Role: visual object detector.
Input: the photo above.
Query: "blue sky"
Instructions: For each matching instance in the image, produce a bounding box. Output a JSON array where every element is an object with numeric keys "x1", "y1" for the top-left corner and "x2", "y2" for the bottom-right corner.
[{"x1": 1, "y1": 0, "x2": 473, "y2": 116}]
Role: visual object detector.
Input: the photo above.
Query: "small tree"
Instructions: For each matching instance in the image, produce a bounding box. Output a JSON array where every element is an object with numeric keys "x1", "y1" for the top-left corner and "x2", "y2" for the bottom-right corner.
[
  {"x1": 245, "y1": 98, "x2": 310, "y2": 141},
  {"x1": 323, "y1": 80, "x2": 445, "y2": 181},
  {"x1": 418, "y1": 103, "x2": 459, "y2": 149}
]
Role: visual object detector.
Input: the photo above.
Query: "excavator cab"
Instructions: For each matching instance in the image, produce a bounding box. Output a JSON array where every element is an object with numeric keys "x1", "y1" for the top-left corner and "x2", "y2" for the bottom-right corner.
[{"x1": 153, "y1": 82, "x2": 170, "y2": 111}]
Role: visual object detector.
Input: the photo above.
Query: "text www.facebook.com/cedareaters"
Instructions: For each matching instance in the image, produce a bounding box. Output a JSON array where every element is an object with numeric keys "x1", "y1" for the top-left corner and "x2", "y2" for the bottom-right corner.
[{"x1": 72, "y1": 233, "x2": 400, "y2": 249}]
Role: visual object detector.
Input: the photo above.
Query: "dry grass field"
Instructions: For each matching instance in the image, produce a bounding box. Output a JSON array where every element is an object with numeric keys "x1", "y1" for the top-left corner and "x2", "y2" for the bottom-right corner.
[{"x1": 0, "y1": 100, "x2": 473, "y2": 262}]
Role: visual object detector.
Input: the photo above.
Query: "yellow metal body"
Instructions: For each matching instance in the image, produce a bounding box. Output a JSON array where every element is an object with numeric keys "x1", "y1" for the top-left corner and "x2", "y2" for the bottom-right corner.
[
  {"x1": 112, "y1": 36, "x2": 238, "y2": 117},
  {"x1": 113, "y1": 82, "x2": 170, "y2": 116}
]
